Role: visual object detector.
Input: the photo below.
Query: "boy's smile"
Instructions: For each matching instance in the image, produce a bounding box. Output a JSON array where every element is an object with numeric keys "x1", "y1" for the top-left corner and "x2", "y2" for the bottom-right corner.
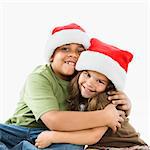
[{"x1": 64, "y1": 59, "x2": 76, "y2": 67}]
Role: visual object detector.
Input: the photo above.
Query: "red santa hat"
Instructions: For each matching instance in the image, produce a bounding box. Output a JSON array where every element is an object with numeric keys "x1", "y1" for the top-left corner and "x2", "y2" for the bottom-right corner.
[
  {"x1": 76, "y1": 38, "x2": 133, "y2": 90},
  {"x1": 45, "y1": 23, "x2": 90, "y2": 61}
]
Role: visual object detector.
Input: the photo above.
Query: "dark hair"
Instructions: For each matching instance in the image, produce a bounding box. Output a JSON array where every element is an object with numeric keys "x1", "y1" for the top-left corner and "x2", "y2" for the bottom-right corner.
[{"x1": 67, "y1": 72, "x2": 116, "y2": 111}]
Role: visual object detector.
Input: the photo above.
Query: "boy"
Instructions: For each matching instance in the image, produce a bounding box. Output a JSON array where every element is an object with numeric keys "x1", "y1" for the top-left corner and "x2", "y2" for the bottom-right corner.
[{"x1": 0, "y1": 23, "x2": 130, "y2": 150}]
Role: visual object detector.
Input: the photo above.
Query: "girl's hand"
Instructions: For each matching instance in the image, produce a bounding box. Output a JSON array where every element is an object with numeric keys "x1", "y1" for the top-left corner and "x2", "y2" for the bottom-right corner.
[
  {"x1": 107, "y1": 90, "x2": 131, "y2": 116},
  {"x1": 35, "y1": 130, "x2": 53, "y2": 148}
]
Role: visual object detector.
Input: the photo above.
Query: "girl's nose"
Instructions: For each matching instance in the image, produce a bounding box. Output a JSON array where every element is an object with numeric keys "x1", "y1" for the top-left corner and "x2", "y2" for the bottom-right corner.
[{"x1": 86, "y1": 78, "x2": 95, "y2": 87}]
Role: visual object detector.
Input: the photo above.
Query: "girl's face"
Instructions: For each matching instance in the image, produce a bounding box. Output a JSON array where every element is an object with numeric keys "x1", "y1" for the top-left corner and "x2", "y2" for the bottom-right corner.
[
  {"x1": 78, "y1": 70, "x2": 109, "y2": 98},
  {"x1": 51, "y1": 43, "x2": 85, "y2": 80}
]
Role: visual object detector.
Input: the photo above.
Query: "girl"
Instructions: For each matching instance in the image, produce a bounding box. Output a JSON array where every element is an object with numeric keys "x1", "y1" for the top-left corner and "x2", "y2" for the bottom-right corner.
[{"x1": 35, "y1": 38, "x2": 148, "y2": 150}]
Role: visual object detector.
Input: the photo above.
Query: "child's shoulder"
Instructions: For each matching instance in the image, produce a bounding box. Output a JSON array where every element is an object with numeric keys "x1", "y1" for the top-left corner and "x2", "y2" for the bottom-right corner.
[
  {"x1": 28, "y1": 64, "x2": 52, "y2": 80},
  {"x1": 31, "y1": 64, "x2": 50, "y2": 73}
]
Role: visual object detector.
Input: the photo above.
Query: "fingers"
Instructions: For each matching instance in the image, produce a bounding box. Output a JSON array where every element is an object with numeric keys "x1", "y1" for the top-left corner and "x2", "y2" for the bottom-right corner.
[
  {"x1": 117, "y1": 122, "x2": 121, "y2": 129},
  {"x1": 35, "y1": 138, "x2": 38, "y2": 143},
  {"x1": 108, "y1": 94, "x2": 126, "y2": 101},
  {"x1": 107, "y1": 90, "x2": 123, "y2": 95},
  {"x1": 117, "y1": 104, "x2": 129, "y2": 111},
  {"x1": 114, "y1": 99, "x2": 131, "y2": 111},
  {"x1": 35, "y1": 139, "x2": 39, "y2": 147},
  {"x1": 112, "y1": 99, "x2": 126, "y2": 105},
  {"x1": 112, "y1": 122, "x2": 121, "y2": 133},
  {"x1": 118, "y1": 116, "x2": 124, "y2": 123},
  {"x1": 107, "y1": 90, "x2": 127, "y2": 101},
  {"x1": 111, "y1": 126, "x2": 117, "y2": 133},
  {"x1": 117, "y1": 111, "x2": 125, "y2": 126},
  {"x1": 118, "y1": 110, "x2": 125, "y2": 118},
  {"x1": 117, "y1": 110, "x2": 125, "y2": 126},
  {"x1": 107, "y1": 91, "x2": 131, "y2": 114},
  {"x1": 35, "y1": 142, "x2": 43, "y2": 149},
  {"x1": 35, "y1": 139, "x2": 42, "y2": 148},
  {"x1": 35, "y1": 142, "x2": 38, "y2": 147},
  {"x1": 111, "y1": 116, "x2": 124, "y2": 133}
]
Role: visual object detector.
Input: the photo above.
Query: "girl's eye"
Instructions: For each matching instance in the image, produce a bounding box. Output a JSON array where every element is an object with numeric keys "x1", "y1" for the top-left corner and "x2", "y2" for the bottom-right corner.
[
  {"x1": 83, "y1": 72, "x2": 90, "y2": 78},
  {"x1": 97, "y1": 80, "x2": 104, "y2": 84}
]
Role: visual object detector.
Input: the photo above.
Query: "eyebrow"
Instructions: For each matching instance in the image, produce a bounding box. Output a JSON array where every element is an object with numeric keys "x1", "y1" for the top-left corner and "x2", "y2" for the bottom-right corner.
[
  {"x1": 86, "y1": 71, "x2": 108, "y2": 83},
  {"x1": 64, "y1": 44, "x2": 70, "y2": 46},
  {"x1": 60, "y1": 44, "x2": 70, "y2": 47},
  {"x1": 64, "y1": 44, "x2": 84, "y2": 47}
]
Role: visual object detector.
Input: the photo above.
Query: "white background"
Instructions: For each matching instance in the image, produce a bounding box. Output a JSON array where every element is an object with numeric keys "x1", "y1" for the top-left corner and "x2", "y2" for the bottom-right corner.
[{"x1": 0, "y1": 0, "x2": 150, "y2": 145}]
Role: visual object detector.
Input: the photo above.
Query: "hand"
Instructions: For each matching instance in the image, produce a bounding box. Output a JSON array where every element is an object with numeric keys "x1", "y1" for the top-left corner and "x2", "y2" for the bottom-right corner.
[
  {"x1": 104, "y1": 104, "x2": 125, "y2": 132},
  {"x1": 35, "y1": 130, "x2": 53, "y2": 148},
  {"x1": 107, "y1": 90, "x2": 131, "y2": 116}
]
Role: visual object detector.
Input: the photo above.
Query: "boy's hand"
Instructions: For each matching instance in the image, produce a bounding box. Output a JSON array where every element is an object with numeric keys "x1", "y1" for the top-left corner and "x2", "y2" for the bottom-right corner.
[
  {"x1": 104, "y1": 104, "x2": 125, "y2": 132},
  {"x1": 107, "y1": 90, "x2": 131, "y2": 116},
  {"x1": 35, "y1": 130, "x2": 53, "y2": 148}
]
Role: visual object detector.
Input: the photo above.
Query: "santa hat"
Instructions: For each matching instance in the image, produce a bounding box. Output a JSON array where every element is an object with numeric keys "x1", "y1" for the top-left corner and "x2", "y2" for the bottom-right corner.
[
  {"x1": 76, "y1": 38, "x2": 133, "y2": 90},
  {"x1": 45, "y1": 23, "x2": 90, "y2": 61}
]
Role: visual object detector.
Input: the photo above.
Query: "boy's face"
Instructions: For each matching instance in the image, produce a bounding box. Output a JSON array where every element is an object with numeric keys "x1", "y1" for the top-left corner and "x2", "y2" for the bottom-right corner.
[
  {"x1": 51, "y1": 43, "x2": 85, "y2": 80},
  {"x1": 78, "y1": 70, "x2": 109, "y2": 98}
]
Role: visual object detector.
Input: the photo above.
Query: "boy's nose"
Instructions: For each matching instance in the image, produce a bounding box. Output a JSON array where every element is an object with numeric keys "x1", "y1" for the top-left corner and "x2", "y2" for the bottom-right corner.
[{"x1": 68, "y1": 50, "x2": 79, "y2": 58}]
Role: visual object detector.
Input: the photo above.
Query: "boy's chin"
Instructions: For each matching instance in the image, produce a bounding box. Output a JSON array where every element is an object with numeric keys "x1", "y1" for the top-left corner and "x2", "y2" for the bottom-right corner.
[{"x1": 64, "y1": 69, "x2": 75, "y2": 76}]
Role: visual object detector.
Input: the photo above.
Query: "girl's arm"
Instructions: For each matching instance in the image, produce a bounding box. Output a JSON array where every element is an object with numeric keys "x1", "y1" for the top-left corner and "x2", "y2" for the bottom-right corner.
[{"x1": 35, "y1": 126, "x2": 108, "y2": 149}]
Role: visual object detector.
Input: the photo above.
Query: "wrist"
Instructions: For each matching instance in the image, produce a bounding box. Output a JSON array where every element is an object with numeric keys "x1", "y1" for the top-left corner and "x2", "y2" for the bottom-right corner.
[
  {"x1": 98, "y1": 109, "x2": 108, "y2": 126},
  {"x1": 51, "y1": 131, "x2": 64, "y2": 143},
  {"x1": 48, "y1": 131, "x2": 55, "y2": 143}
]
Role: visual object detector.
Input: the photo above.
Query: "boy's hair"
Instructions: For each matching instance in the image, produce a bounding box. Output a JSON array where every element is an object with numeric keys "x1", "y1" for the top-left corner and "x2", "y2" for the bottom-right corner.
[
  {"x1": 45, "y1": 23, "x2": 90, "y2": 62},
  {"x1": 67, "y1": 72, "x2": 116, "y2": 111}
]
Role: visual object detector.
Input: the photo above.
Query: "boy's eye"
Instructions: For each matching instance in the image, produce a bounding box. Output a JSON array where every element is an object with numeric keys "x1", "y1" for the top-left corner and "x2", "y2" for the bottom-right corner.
[
  {"x1": 77, "y1": 48, "x2": 85, "y2": 53},
  {"x1": 61, "y1": 47, "x2": 70, "y2": 51}
]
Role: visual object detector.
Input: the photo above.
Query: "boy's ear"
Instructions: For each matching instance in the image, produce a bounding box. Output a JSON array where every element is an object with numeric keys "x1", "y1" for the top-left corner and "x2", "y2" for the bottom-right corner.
[{"x1": 49, "y1": 57, "x2": 53, "y2": 62}]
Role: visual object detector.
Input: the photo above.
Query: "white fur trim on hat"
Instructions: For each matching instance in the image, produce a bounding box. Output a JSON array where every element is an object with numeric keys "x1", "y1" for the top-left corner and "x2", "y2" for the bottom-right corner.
[
  {"x1": 76, "y1": 51, "x2": 126, "y2": 90},
  {"x1": 45, "y1": 29, "x2": 90, "y2": 62}
]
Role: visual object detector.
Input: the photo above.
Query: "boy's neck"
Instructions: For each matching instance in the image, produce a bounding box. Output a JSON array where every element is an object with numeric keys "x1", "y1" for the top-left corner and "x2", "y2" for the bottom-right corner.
[{"x1": 49, "y1": 64, "x2": 73, "y2": 81}]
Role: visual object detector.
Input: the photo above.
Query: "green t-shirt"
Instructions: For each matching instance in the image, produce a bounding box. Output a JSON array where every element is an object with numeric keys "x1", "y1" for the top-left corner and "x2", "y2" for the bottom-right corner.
[{"x1": 6, "y1": 64, "x2": 69, "y2": 128}]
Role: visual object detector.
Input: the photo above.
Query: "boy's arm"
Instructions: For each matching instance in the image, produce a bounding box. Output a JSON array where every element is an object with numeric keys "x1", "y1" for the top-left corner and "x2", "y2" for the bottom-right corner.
[
  {"x1": 41, "y1": 104, "x2": 124, "y2": 132},
  {"x1": 35, "y1": 126, "x2": 108, "y2": 148},
  {"x1": 25, "y1": 74, "x2": 124, "y2": 132},
  {"x1": 107, "y1": 90, "x2": 131, "y2": 116}
]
